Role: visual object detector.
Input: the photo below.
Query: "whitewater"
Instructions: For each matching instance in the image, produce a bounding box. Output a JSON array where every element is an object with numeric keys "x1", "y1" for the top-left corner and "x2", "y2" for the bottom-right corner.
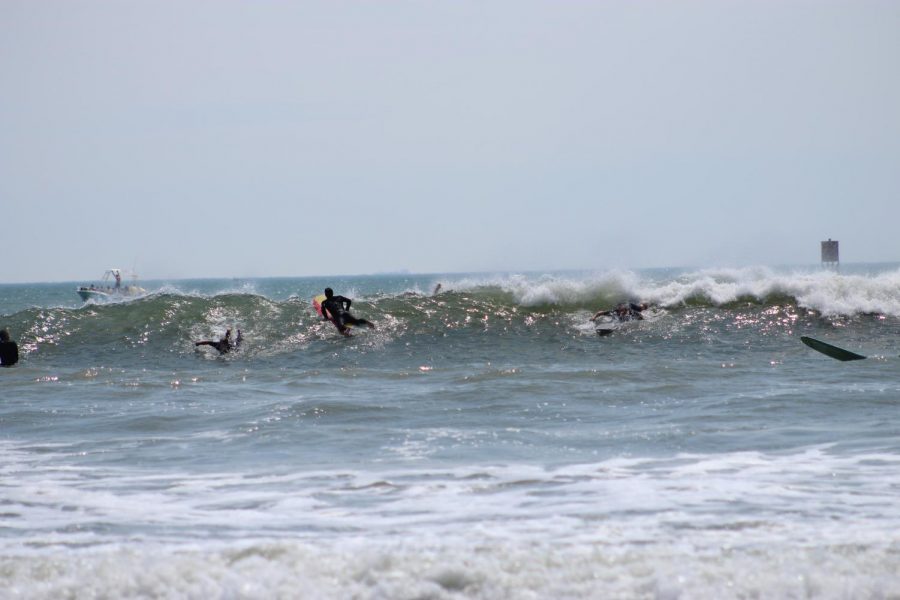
[{"x1": 2, "y1": 265, "x2": 900, "y2": 598}]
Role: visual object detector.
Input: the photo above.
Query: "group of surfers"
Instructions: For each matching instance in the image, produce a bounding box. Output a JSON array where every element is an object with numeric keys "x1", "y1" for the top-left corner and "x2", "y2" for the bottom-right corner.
[
  {"x1": 0, "y1": 291, "x2": 650, "y2": 364},
  {"x1": 0, "y1": 287, "x2": 381, "y2": 364},
  {"x1": 193, "y1": 289, "x2": 649, "y2": 356},
  {"x1": 194, "y1": 287, "x2": 376, "y2": 354}
]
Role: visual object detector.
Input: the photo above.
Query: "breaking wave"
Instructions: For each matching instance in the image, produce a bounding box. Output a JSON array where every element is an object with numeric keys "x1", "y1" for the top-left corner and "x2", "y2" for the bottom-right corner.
[{"x1": 4, "y1": 266, "x2": 900, "y2": 363}]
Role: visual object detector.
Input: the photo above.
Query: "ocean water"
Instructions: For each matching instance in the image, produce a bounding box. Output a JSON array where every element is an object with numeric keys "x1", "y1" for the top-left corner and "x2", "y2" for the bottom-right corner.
[{"x1": 2, "y1": 265, "x2": 900, "y2": 599}]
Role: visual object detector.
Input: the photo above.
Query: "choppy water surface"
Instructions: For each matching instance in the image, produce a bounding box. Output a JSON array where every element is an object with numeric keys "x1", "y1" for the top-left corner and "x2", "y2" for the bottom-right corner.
[{"x1": 2, "y1": 266, "x2": 900, "y2": 598}]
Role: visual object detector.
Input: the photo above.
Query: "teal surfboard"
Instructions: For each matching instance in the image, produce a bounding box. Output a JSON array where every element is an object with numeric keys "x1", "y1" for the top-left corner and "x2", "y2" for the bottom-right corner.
[{"x1": 800, "y1": 336, "x2": 867, "y2": 362}]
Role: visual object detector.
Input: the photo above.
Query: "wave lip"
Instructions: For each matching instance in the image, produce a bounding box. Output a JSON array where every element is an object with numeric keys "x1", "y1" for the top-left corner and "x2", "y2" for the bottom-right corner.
[{"x1": 434, "y1": 267, "x2": 900, "y2": 316}]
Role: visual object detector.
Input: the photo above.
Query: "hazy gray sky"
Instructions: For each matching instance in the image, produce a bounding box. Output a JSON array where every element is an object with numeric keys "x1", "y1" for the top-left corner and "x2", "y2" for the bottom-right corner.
[{"x1": 2, "y1": 0, "x2": 898, "y2": 283}]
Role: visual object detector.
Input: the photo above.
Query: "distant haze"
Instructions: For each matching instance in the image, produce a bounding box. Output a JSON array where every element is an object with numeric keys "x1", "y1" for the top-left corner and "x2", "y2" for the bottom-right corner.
[{"x1": 2, "y1": 1, "x2": 898, "y2": 283}]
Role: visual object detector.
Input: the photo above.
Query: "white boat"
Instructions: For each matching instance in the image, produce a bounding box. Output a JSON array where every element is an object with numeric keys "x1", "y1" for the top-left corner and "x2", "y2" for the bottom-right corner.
[{"x1": 77, "y1": 269, "x2": 146, "y2": 302}]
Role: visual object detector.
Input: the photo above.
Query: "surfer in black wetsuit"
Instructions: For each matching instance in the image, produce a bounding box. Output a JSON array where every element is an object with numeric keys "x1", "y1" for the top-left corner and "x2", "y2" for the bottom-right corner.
[
  {"x1": 0, "y1": 329, "x2": 19, "y2": 366},
  {"x1": 591, "y1": 302, "x2": 649, "y2": 323},
  {"x1": 195, "y1": 328, "x2": 242, "y2": 354},
  {"x1": 320, "y1": 288, "x2": 375, "y2": 336}
]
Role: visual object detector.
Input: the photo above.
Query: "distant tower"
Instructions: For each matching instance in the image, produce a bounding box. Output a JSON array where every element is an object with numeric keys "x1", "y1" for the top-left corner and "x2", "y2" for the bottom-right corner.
[{"x1": 821, "y1": 239, "x2": 839, "y2": 268}]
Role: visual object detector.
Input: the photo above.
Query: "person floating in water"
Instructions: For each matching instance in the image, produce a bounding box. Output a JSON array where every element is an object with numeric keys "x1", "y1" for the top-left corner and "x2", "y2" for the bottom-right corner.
[
  {"x1": 0, "y1": 329, "x2": 19, "y2": 366},
  {"x1": 195, "y1": 328, "x2": 242, "y2": 354},
  {"x1": 320, "y1": 288, "x2": 375, "y2": 337},
  {"x1": 591, "y1": 302, "x2": 650, "y2": 323}
]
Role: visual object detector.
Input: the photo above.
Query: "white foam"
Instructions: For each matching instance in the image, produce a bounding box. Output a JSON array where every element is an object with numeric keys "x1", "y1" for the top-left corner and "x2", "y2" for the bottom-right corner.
[
  {"x1": 440, "y1": 267, "x2": 900, "y2": 316},
  {"x1": 3, "y1": 442, "x2": 900, "y2": 550},
  {"x1": 444, "y1": 270, "x2": 642, "y2": 306},
  {"x1": 2, "y1": 536, "x2": 898, "y2": 599}
]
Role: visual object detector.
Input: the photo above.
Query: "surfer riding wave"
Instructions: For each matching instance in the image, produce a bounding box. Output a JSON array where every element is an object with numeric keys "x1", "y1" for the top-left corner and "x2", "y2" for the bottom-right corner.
[{"x1": 320, "y1": 288, "x2": 375, "y2": 337}]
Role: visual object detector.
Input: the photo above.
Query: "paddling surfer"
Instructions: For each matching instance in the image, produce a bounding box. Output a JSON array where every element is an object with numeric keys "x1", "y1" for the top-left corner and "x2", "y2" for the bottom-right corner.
[
  {"x1": 195, "y1": 328, "x2": 242, "y2": 354},
  {"x1": 591, "y1": 302, "x2": 649, "y2": 323},
  {"x1": 320, "y1": 288, "x2": 375, "y2": 337}
]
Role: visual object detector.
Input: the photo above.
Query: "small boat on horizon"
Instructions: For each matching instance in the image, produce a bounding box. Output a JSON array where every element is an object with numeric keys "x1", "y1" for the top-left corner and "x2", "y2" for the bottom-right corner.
[{"x1": 76, "y1": 268, "x2": 146, "y2": 302}]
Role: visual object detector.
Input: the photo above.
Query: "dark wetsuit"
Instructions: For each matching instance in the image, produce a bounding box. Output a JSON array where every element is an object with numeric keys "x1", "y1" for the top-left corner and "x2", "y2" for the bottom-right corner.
[
  {"x1": 0, "y1": 340, "x2": 19, "y2": 366},
  {"x1": 321, "y1": 295, "x2": 373, "y2": 334},
  {"x1": 195, "y1": 330, "x2": 242, "y2": 354},
  {"x1": 616, "y1": 303, "x2": 645, "y2": 321},
  {"x1": 594, "y1": 303, "x2": 646, "y2": 323}
]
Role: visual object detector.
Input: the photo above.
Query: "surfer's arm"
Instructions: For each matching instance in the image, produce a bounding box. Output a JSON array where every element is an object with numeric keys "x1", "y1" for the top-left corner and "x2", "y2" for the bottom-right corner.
[{"x1": 590, "y1": 310, "x2": 611, "y2": 321}]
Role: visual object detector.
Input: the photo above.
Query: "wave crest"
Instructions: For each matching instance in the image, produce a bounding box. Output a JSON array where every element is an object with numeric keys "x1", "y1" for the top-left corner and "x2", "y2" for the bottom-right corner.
[{"x1": 435, "y1": 267, "x2": 900, "y2": 316}]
